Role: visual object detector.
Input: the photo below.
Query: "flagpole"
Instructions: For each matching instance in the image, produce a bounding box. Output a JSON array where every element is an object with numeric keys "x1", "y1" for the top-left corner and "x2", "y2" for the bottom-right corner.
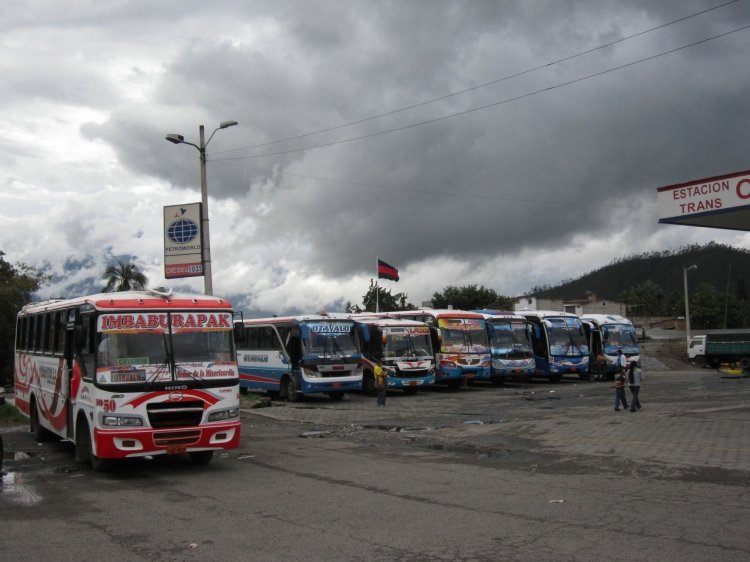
[{"x1": 375, "y1": 256, "x2": 379, "y2": 313}]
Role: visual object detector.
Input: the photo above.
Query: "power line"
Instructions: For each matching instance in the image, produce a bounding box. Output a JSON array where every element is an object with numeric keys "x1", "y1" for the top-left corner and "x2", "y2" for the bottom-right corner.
[
  {"x1": 212, "y1": 22, "x2": 750, "y2": 163},
  {"x1": 219, "y1": 161, "x2": 658, "y2": 210},
  {"x1": 211, "y1": 0, "x2": 740, "y2": 157}
]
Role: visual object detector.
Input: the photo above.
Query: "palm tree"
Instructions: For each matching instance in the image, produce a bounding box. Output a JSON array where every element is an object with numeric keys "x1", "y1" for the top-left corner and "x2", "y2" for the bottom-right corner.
[{"x1": 103, "y1": 260, "x2": 148, "y2": 292}]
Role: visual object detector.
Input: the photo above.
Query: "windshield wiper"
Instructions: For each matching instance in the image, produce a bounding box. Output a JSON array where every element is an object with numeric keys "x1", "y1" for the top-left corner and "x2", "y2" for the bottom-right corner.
[
  {"x1": 174, "y1": 363, "x2": 208, "y2": 387},
  {"x1": 144, "y1": 357, "x2": 171, "y2": 389}
]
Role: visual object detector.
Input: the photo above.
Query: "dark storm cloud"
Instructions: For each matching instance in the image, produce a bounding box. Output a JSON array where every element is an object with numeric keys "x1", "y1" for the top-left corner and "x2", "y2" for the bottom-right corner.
[{"x1": 82, "y1": 0, "x2": 750, "y2": 285}]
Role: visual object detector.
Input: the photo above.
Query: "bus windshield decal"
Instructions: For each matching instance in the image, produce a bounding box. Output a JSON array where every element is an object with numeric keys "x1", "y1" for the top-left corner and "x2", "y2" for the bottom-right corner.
[
  {"x1": 307, "y1": 321, "x2": 353, "y2": 333},
  {"x1": 98, "y1": 312, "x2": 232, "y2": 333}
]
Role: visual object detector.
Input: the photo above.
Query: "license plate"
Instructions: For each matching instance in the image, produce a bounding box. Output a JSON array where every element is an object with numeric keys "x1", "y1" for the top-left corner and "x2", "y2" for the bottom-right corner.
[
  {"x1": 333, "y1": 382, "x2": 341, "y2": 388},
  {"x1": 466, "y1": 373, "x2": 474, "y2": 379},
  {"x1": 167, "y1": 445, "x2": 186, "y2": 455}
]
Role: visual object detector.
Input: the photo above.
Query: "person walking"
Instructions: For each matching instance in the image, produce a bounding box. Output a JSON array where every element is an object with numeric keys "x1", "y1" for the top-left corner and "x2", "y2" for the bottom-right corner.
[
  {"x1": 615, "y1": 349, "x2": 627, "y2": 375},
  {"x1": 596, "y1": 350, "x2": 607, "y2": 381},
  {"x1": 374, "y1": 359, "x2": 388, "y2": 407},
  {"x1": 613, "y1": 369, "x2": 629, "y2": 411},
  {"x1": 628, "y1": 360, "x2": 643, "y2": 412}
]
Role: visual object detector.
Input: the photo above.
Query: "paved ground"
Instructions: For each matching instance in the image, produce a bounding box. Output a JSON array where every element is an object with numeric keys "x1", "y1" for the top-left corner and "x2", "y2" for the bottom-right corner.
[{"x1": 1, "y1": 347, "x2": 749, "y2": 561}]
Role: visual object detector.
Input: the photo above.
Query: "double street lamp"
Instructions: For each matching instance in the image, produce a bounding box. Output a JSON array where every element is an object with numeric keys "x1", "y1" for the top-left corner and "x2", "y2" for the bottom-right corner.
[
  {"x1": 165, "y1": 121, "x2": 238, "y2": 295},
  {"x1": 684, "y1": 264, "x2": 698, "y2": 345}
]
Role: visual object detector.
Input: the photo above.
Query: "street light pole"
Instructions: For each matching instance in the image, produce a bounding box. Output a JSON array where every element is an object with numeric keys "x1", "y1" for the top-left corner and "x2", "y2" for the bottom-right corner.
[
  {"x1": 166, "y1": 120, "x2": 238, "y2": 295},
  {"x1": 684, "y1": 264, "x2": 698, "y2": 345}
]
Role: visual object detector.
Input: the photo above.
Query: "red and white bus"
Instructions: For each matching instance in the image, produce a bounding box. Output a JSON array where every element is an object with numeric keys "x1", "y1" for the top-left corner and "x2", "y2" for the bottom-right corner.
[{"x1": 14, "y1": 289, "x2": 241, "y2": 470}]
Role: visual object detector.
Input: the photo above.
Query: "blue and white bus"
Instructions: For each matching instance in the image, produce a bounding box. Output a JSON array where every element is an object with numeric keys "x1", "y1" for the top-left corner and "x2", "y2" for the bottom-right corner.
[
  {"x1": 581, "y1": 314, "x2": 640, "y2": 379},
  {"x1": 474, "y1": 311, "x2": 535, "y2": 383},
  {"x1": 234, "y1": 314, "x2": 363, "y2": 401},
  {"x1": 349, "y1": 314, "x2": 435, "y2": 395},
  {"x1": 517, "y1": 310, "x2": 589, "y2": 382},
  {"x1": 382, "y1": 309, "x2": 491, "y2": 388}
]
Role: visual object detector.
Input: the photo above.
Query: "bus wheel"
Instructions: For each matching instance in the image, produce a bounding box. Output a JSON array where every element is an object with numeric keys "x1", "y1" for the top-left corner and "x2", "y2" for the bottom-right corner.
[
  {"x1": 362, "y1": 371, "x2": 377, "y2": 396},
  {"x1": 75, "y1": 419, "x2": 110, "y2": 472},
  {"x1": 328, "y1": 392, "x2": 345, "y2": 401},
  {"x1": 403, "y1": 387, "x2": 418, "y2": 396},
  {"x1": 447, "y1": 379, "x2": 463, "y2": 390},
  {"x1": 286, "y1": 376, "x2": 300, "y2": 403},
  {"x1": 739, "y1": 357, "x2": 750, "y2": 371},
  {"x1": 189, "y1": 450, "x2": 214, "y2": 465},
  {"x1": 30, "y1": 400, "x2": 54, "y2": 442}
]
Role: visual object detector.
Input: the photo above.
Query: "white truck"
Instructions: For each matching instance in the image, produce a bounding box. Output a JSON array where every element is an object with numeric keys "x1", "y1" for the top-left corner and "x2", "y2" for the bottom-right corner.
[{"x1": 687, "y1": 332, "x2": 750, "y2": 369}]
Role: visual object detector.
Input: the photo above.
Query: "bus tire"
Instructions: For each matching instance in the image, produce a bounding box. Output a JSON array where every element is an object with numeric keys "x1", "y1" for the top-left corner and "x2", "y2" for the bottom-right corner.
[
  {"x1": 403, "y1": 387, "x2": 418, "y2": 396},
  {"x1": 30, "y1": 399, "x2": 54, "y2": 442},
  {"x1": 739, "y1": 356, "x2": 750, "y2": 371},
  {"x1": 447, "y1": 379, "x2": 463, "y2": 390},
  {"x1": 362, "y1": 371, "x2": 377, "y2": 396},
  {"x1": 328, "y1": 392, "x2": 345, "y2": 401},
  {"x1": 75, "y1": 418, "x2": 110, "y2": 472},
  {"x1": 285, "y1": 375, "x2": 300, "y2": 403},
  {"x1": 189, "y1": 450, "x2": 214, "y2": 465}
]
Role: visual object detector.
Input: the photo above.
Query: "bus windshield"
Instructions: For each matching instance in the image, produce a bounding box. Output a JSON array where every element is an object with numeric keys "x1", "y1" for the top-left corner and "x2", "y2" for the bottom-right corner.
[
  {"x1": 490, "y1": 321, "x2": 532, "y2": 357},
  {"x1": 438, "y1": 318, "x2": 490, "y2": 354},
  {"x1": 383, "y1": 327, "x2": 432, "y2": 358},
  {"x1": 545, "y1": 317, "x2": 588, "y2": 357},
  {"x1": 305, "y1": 321, "x2": 359, "y2": 356},
  {"x1": 602, "y1": 324, "x2": 639, "y2": 353},
  {"x1": 96, "y1": 311, "x2": 236, "y2": 385}
]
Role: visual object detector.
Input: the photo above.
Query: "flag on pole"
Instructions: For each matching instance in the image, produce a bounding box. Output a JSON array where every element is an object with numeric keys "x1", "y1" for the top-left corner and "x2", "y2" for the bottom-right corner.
[{"x1": 377, "y1": 259, "x2": 399, "y2": 282}]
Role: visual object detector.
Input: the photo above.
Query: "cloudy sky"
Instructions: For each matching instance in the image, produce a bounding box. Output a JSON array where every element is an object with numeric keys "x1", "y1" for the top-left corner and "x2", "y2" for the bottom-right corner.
[{"x1": 2, "y1": 0, "x2": 750, "y2": 315}]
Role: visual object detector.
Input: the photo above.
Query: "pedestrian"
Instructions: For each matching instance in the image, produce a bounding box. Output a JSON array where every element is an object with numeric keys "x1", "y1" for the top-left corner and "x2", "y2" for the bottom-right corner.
[
  {"x1": 615, "y1": 349, "x2": 627, "y2": 375},
  {"x1": 374, "y1": 359, "x2": 388, "y2": 407},
  {"x1": 596, "y1": 350, "x2": 607, "y2": 381},
  {"x1": 628, "y1": 360, "x2": 643, "y2": 412},
  {"x1": 613, "y1": 369, "x2": 629, "y2": 411}
]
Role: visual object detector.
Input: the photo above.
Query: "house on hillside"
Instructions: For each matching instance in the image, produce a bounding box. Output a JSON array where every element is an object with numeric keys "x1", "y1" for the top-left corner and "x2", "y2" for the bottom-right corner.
[{"x1": 513, "y1": 292, "x2": 629, "y2": 316}]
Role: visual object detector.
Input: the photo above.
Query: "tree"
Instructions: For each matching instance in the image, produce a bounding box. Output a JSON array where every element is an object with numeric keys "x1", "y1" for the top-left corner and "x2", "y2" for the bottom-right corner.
[
  {"x1": 0, "y1": 251, "x2": 47, "y2": 385},
  {"x1": 617, "y1": 280, "x2": 665, "y2": 316},
  {"x1": 358, "y1": 280, "x2": 413, "y2": 312},
  {"x1": 103, "y1": 260, "x2": 148, "y2": 292},
  {"x1": 431, "y1": 285, "x2": 513, "y2": 311}
]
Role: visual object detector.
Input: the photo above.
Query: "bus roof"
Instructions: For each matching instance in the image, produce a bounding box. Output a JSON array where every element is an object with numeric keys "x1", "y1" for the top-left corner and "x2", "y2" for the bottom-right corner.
[
  {"x1": 19, "y1": 289, "x2": 233, "y2": 315},
  {"x1": 241, "y1": 313, "x2": 356, "y2": 326},
  {"x1": 516, "y1": 310, "x2": 581, "y2": 319},
  {"x1": 473, "y1": 310, "x2": 527, "y2": 321},
  {"x1": 580, "y1": 313, "x2": 633, "y2": 325},
  {"x1": 384, "y1": 309, "x2": 486, "y2": 319}
]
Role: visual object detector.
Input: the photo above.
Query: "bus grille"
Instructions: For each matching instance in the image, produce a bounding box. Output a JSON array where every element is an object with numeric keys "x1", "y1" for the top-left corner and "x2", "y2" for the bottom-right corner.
[
  {"x1": 153, "y1": 430, "x2": 201, "y2": 447},
  {"x1": 147, "y1": 400, "x2": 205, "y2": 428},
  {"x1": 395, "y1": 369, "x2": 429, "y2": 377}
]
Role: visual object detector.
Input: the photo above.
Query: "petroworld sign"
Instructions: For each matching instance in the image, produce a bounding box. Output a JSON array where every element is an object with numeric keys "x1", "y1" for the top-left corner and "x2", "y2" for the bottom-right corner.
[{"x1": 164, "y1": 203, "x2": 204, "y2": 279}]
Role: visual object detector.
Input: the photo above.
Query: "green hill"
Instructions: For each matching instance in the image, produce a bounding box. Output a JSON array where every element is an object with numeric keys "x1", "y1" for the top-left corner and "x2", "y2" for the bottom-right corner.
[{"x1": 528, "y1": 242, "x2": 750, "y2": 328}]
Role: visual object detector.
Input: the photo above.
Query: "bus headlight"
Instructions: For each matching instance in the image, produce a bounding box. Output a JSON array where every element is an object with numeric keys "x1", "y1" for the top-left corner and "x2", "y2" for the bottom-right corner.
[
  {"x1": 102, "y1": 415, "x2": 143, "y2": 427},
  {"x1": 208, "y1": 408, "x2": 239, "y2": 422},
  {"x1": 303, "y1": 368, "x2": 321, "y2": 378}
]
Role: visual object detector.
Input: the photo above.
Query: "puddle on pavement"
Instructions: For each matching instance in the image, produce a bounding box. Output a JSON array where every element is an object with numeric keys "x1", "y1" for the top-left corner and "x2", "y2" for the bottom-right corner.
[{"x1": 2, "y1": 471, "x2": 43, "y2": 506}]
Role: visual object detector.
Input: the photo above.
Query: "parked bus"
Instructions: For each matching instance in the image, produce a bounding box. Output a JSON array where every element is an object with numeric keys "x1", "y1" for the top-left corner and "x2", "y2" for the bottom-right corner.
[
  {"x1": 349, "y1": 314, "x2": 435, "y2": 395},
  {"x1": 516, "y1": 310, "x2": 589, "y2": 381},
  {"x1": 234, "y1": 314, "x2": 363, "y2": 401},
  {"x1": 14, "y1": 289, "x2": 241, "y2": 470},
  {"x1": 381, "y1": 309, "x2": 491, "y2": 387},
  {"x1": 581, "y1": 314, "x2": 640, "y2": 378},
  {"x1": 474, "y1": 310, "x2": 535, "y2": 383}
]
